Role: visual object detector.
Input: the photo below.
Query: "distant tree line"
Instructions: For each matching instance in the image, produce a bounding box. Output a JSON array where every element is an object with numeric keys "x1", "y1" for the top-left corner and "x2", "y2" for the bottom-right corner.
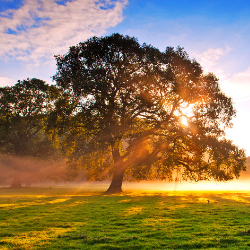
[
  {"x1": 0, "y1": 79, "x2": 76, "y2": 187},
  {"x1": 0, "y1": 34, "x2": 246, "y2": 192}
]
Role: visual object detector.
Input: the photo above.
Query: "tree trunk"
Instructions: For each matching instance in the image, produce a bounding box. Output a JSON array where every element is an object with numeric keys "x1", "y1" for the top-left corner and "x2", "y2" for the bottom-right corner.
[
  {"x1": 105, "y1": 146, "x2": 126, "y2": 194},
  {"x1": 10, "y1": 176, "x2": 22, "y2": 188},
  {"x1": 105, "y1": 165, "x2": 126, "y2": 194}
]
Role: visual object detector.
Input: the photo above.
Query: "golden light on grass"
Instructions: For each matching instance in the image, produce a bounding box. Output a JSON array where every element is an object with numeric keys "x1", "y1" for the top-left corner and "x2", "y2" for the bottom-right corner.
[
  {"x1": 46, "y1": 198, "x2": 70, "y2": 204},
  {"x1": 2, "y1": 187, "x2": 250, "y2": 249},
  {"x1": 2, "y1": 228, "x2": 72, "y2": 249},
  {"x1": 221, "y1": 194, "x2": 250, "y2": 204},
  {"x1": 197, "y1": 197, "x2": 216, "y2": 203},
  {"x1": 124, "y1": 206, "x2": 144, "y2": 215}
]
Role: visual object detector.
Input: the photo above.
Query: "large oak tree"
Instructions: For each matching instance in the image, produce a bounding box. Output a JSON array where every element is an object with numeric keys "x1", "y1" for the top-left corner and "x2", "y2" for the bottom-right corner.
[{"x1": 53, "y1": 33, "x2": 246, "y2": 194}]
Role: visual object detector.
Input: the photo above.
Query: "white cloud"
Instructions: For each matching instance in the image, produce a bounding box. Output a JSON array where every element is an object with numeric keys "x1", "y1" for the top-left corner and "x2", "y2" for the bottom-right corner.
[
  {"x1": 0, "y1": 0, "x2": 128, "y2": 63},
  {"x1": 194, "y1": 46, "x2": 231, "y2": 74},
  {"x1": 192, "y1": 46, "x2": 250, "y2": 103},
  {"x1": 220, "y1": 67, "x2": 250, "y2": 101},
  {"x1": 0, "y1": 77, "x2": 16, "y2": 87}
]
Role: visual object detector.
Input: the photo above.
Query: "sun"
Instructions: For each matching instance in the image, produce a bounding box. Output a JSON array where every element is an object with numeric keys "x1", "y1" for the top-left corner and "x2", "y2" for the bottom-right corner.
[
  {"x1": 181, "y1": 116, "x2": 188, "y2": 126},
  {"x1": 177, "y1": 103, "x2": 194, "y2": 127}
]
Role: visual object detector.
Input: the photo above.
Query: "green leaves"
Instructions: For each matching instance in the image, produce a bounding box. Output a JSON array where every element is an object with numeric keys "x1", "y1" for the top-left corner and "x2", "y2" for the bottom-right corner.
[
  {"x1": 0, "y1": 78, "x2": 66, "y2": 186},
  {"x1": 52, "y1": 33, "x2": 245, "y2": 190}
]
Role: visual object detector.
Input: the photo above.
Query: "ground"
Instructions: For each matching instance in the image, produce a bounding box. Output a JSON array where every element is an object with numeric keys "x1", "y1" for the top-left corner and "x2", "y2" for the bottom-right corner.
[{"x1": 1, "y1": 185, "x2": 250, "y2": 249}]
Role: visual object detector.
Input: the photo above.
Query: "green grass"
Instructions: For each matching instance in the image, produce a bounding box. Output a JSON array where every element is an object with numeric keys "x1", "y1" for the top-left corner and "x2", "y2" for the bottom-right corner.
[{"x1": 1, "y1": 187, "x2": 250, "y2": 249}]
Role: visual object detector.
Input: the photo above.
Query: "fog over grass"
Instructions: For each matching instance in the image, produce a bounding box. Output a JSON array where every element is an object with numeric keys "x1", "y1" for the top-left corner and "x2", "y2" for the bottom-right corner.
[{"x1": 1, "y1": 155, "x2": 249, "y2": 190}]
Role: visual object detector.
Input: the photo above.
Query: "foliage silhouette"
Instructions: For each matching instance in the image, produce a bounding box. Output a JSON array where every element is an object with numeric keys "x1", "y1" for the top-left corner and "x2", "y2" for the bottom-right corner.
[
  {"x1": 52, "y1": 33, "x2": 246, "y2": 193},
  {"x1": 0, "y1": 78, "x2": 65, "y2": 187}
]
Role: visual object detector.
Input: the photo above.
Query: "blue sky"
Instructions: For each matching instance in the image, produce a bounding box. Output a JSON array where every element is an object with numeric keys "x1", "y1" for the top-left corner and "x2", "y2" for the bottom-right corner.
[{"x1": 1, "y1": 0, "x2": 250, "y2": 156}]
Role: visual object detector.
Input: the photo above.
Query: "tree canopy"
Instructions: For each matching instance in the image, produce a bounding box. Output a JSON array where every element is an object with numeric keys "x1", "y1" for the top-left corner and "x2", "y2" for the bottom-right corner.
[
  {"x1": 0, "y1": 78, "x2": 66, "y2": 187},
  {"x1": 51, "y1": 33, "x2": 245, "y2": 193}
]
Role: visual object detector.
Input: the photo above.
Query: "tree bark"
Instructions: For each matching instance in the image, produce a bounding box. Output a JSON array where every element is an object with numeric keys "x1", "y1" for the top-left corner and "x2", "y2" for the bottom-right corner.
[
  {"x1": 10, "y1": 176, "x2": 22, "y2": 188},
  {"x1": 105, "y1": 147, "x2": 126, "y2": 194},
  {"x1": 105, "y1": 165, "x2": 126, "y2": 194}
]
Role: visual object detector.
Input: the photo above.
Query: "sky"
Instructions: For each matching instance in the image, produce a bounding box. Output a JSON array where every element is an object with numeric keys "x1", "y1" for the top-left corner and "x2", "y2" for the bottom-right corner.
[{"x1": 1, "y1": 0, "x2": 250, "y2": 156}]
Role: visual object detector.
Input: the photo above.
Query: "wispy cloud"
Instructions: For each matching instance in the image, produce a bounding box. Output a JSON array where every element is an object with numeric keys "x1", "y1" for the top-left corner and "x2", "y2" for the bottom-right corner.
[
  {"x1": 0, "y1": 77, "x2": 16, "y2": 87},
  {"x1": 192, "y1": 46, "x2": 250, "y2": 102},
  {"x1": 194, "y1": 46, "x2": 232, "y2": 74},
  {"x1": 221, "y1": 67, "x2": 250, "y2": 101},
  {"x1": 0, "y1": 0, "x2": 128, "y2": 64}
]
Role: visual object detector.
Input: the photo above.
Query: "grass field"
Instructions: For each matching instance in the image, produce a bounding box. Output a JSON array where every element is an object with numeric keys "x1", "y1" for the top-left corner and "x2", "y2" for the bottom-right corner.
[{"x1": 1, "y1": 186, "x2": 250, "y2": 249}]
